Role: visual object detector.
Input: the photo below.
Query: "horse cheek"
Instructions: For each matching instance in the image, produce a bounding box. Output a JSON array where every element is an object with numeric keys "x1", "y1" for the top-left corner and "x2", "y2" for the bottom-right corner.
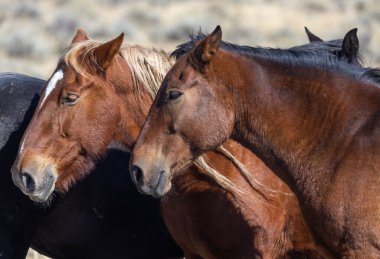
[{"x1": 208, "y1": 102, "x2": 234, "y2": 149}]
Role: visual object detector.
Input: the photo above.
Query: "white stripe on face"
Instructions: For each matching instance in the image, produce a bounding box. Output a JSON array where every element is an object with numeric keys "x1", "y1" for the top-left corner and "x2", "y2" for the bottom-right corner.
[
  {"x1": 19, "y1": 138, "x2": 26, "y2": 154},
  {"x1": 39, "y1": 70, "x2": 64, "y2": 109},
  {"x1": 19, "y1": 70, "x2": 64, "y2": 154}
]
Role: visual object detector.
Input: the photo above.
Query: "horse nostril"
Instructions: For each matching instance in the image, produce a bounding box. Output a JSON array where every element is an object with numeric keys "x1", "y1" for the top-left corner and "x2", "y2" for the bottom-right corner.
[
  {"x1": 21, "y1": 172, "x2": 36, "y2": 192},
  {"x1": 131, "y1": 165, "x2": 144, "y2": 186}
]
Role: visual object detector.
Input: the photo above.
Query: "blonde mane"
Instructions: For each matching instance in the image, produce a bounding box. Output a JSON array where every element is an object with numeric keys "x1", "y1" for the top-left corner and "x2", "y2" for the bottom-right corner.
[{"x1": 61, "y1": 39, "x2": 291, "y2": 203}]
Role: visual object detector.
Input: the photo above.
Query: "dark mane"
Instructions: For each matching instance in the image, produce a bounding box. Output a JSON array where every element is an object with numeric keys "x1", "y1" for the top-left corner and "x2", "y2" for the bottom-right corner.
[
  {"x1": 171, "y1": 31, "x2": 349, "y2": 60},
  {"x1": 172, "y1": 31, "x2": 380, "y2": 86}
]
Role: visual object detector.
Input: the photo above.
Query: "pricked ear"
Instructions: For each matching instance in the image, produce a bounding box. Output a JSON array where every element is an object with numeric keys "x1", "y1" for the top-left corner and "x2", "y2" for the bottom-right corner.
[
  {"x1": 304, "y1": 27, "x2": 323, "y2": 42},
  {"x1": 341, "y1": 28, "x2": 359, "y2": 63},
  {"x1": 191, "y1": 25, "x2": 222, "y2": 69},
  {"x1": 93, "y1": 33, "x2": 124, "y2": 71},
  {"x1": 71, "y1": 29, "x2": 89, "y2": 44}
]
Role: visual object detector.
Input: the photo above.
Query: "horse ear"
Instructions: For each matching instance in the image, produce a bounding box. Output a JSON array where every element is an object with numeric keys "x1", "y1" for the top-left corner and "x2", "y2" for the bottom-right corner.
[
  {"x1": 71, "y1": 29, "x2": 89, "y2": 44},
  {"x1": 93, "y1": 33, "x2": 124, "y2": 71},
  {"x1": 341, "y1": 28, "x2": 359, "y2": 62},
  {"x1": 192, "y1": 25, "x2": 222, "y2": 69},
  {"x1": 304, "y1": 27, "x2": 323, "y2": 42}
]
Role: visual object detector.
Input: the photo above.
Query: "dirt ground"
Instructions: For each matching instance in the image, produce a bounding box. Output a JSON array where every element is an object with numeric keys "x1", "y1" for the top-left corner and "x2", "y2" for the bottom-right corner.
[{"x1": 1, "y1": 0, "x2": 379, "y2": 258}]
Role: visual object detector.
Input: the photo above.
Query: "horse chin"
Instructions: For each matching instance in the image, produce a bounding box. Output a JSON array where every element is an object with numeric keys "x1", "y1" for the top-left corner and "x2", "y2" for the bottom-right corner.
[{"x1": 28, "y1": 190, "x2": 53, "y2": 204}]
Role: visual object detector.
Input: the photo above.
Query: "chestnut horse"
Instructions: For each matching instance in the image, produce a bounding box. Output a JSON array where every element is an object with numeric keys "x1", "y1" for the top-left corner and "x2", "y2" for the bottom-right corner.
[
  {"x1": 12, "y1": 29, "x2": 359, "y2": 258},
  {"x1": 0, "y1": 73, "x2": 182, "y2": 258},
  {"x1": 131, "y1": 25, "x2": 380, "y2": 257}
]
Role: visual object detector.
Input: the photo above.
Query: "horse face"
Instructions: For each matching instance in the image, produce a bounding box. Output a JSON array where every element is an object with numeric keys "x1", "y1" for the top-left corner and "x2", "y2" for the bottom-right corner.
[
  {"x1": 130, "y1": 26, "x2": 234, "y2": 197},
  {"x1": 11, "y1": 31, "x2": 133, "y2": 203}
]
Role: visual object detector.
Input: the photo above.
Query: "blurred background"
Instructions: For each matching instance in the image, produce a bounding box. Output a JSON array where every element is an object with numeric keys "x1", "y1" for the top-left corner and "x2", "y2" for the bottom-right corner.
[
  {"x1": 0, "y1": 0, "x2": 379, "y2": 258},
  {"x1": 1, "y1": 0, "x2": 380, "y2": 80}
]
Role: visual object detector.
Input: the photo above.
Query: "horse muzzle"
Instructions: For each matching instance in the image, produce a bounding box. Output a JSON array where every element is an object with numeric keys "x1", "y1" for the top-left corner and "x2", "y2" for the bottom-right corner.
[
  {"x1": 11, "y1": 162, "x2": 57, "y2": 203},
  {"x1": 130, "y1": 164, "x2": 172, "y2": 198}
]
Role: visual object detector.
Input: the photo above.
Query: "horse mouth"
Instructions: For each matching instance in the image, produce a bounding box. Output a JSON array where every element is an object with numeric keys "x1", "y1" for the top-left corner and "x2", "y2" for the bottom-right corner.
[
  {"x1": 151, "y1": 162, "x2": 190, "y2": 198},
  {"x1": 28, "y1": 173, "x2": 56, "y2": 203},
  {"x1": 152, "y1": 171, "x2": 171, "y2": 198},
  {"x1": 131, "y1": 164, "x2": 172, "y2": 198}
]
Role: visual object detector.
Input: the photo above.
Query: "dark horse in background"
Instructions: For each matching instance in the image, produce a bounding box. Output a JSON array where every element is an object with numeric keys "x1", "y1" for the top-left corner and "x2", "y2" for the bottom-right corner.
[
  {"x1": 0, "y1": 73, "x2": 182, "y2": 258},
  {"x1": 0, "y1": 73, "x2": 44, "y2": 258}
]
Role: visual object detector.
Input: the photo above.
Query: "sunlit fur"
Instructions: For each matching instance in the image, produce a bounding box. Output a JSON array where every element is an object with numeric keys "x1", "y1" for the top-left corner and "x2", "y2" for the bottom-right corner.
[
  {"x1": 62, "y1": 39, "x2": 278, "y2": 199},
  {"x1": 59, "y1": 42, "x2": 177, "y2": 191},
  {"x1": 15, "y1": 36, "x2": 265, "y2": 199},
  {"x1": 63, "y1": 42, "x2": 173, "y2": 97}
]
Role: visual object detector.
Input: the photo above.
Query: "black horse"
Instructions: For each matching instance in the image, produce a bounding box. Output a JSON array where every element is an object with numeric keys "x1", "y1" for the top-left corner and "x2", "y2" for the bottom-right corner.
[
  {"x1": 0, "y1": 73, "x2": 183, "y2": 259},
  {"x1": 0, "y1": 73, "x2": 45, "y2": 258}
]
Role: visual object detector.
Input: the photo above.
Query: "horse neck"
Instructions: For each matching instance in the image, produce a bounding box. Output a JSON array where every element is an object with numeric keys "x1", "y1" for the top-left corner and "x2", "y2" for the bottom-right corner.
[{"x1": 217, "y1": 51, "x2": 378, "y2": 193}]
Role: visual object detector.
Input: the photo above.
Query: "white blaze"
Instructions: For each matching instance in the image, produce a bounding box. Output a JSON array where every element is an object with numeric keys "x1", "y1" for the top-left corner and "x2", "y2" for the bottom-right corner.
[
  {"x1": 19, "y1": 138, "x2": 25, "y2": 154},
  {"x1": 19, "y1": 70, "x2": 64, "y2": 154},
  {"x1": 39, "y1": 70, "x2": 63, "y2": 108}
]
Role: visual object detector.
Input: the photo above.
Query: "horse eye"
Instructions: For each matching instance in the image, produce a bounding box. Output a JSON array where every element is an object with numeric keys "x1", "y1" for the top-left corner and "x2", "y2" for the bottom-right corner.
[
  {"x1": 168, "y1": 90, "x2": 183, "y2": 101},
  {"x1": 63, "y1": 93, "x2": 80, "y2": 106}
]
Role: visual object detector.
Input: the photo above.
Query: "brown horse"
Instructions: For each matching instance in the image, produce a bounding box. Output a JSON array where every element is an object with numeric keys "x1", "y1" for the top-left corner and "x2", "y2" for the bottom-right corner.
[
  {"x1": 12, "y1": 29, "x2": 356, "y2": 258},
  {"x1": 1, "y1": 73, "x2": 182, "y2": 259},
  {"x1": 130, "y1": 25, "x2": 380, "y2": 257}
]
